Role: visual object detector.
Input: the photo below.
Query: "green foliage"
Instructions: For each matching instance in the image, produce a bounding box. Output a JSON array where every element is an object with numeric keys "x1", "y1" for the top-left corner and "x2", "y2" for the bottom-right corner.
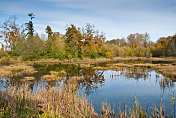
[
  {"x1": 2, "y1": 15, "x2": 176, "y2": 61},
  {"x1": 16, "y1": 34, "x2": 46, "y2": 60}
]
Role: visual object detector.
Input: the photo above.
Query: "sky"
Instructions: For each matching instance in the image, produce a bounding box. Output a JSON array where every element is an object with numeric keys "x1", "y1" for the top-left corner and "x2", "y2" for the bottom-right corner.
[{"x1": 0, "y1": 0, "x2": 176, "y2": 42}]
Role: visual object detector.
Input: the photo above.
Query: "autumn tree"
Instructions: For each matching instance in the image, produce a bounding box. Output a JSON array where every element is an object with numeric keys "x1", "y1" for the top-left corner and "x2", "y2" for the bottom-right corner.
[
  {"x1": 152, "y1": 37, "x2": 169, "y2": 57},
  {"x1": 45, "y1": 25, "x2": 53, "y2": 40},
  {"x1": 143, "y1": 32, "x2": 150, "y2": 48},
  {"x1": 82, "y1": 23, "x2": 94, "y2": 45},
  {"x1": 167, "y1": 35, "x2": 176, "y2": 56},
  {"x1": 81, "y1": 23, "x2": 108, "y2": 58},
  {"x1": 153, "y1": 35, "x2": 176, "y2": 57},
  {"x1": 0, "y1": 16, "x2": 24, "y2": 55},
  {"x1": 65, "y1": 24, "x2": 83, "y2": 59},
  {"x1": 107, "y1": 38, "x2": 126, "y2": 47},
  {"x1": 127, "y1": 33, "x2": 150, "y2": 47}
]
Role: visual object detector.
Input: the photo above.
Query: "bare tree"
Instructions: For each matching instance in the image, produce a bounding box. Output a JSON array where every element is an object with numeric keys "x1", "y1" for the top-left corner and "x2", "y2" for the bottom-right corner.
[{"x1": 0, "y1": 16, "x2": 24, "y2": 51}]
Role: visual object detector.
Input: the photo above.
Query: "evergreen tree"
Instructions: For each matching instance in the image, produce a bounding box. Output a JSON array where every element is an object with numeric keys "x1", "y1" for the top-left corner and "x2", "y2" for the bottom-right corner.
[{"x1": 25, "y1": 13, "x2": 35, "y2": 37}]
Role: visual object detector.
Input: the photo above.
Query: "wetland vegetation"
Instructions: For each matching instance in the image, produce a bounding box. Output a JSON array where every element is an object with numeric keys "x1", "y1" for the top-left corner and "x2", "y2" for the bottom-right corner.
[
  {"x1": 0, "y1": 59, "x2": 176, "y2": 117},
  {"x1": 0, "y1": 13, "x2": 176, "y2": 118}
]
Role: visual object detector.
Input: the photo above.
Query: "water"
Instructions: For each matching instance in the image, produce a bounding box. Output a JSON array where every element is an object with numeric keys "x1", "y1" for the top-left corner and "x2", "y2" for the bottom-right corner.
[
  {"x1": 81, "y1": 69, "x2": 175, "y2": 115},
  {"x1": 0, "y1": 62, "x2": 175, "y2": 116}
]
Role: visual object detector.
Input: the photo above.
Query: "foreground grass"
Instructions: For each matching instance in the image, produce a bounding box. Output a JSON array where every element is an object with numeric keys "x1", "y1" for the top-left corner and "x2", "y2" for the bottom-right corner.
[
  {"x1": 0, "y1": 85, "x2": 97, "y2": 118},
  {"x1": 0, "y1": 85, "x2": 175, "y2": 118}
]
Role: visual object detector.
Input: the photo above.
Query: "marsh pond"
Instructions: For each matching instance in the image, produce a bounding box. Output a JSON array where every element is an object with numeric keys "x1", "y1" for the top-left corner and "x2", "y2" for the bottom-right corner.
[{"x1": 0, "y1": 60, "x2": 176, "y2": 116}]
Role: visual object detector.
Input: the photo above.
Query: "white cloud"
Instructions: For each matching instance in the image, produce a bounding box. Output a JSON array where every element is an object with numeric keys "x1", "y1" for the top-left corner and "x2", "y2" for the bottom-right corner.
[{"x1": 0, "y1": 0, "x2": 176, "y2": 42}]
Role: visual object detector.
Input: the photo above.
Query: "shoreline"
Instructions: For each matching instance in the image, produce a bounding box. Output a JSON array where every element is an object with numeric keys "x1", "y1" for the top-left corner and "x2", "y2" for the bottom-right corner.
[
  {"x1": 1, "y1": 57, "x2": 176, "y2": 65},
  {"x1": 0, "y1": 57, "x2": 176, "y2": 80},
  {"x1": 32, "y1": 57, "x2": 176, "y2": 65}
]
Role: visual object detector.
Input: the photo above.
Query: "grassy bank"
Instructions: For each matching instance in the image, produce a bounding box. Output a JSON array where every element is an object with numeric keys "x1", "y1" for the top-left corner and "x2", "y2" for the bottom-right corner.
[
  {"x1": 1, "y1": 57, "x2": 176, "y2": 65},
  {"x1": 0, "y1": 63, "x2": 37, "y2": 78},
  {"x1": 38, "y1": 57, "x2": 176, "y2": 65}
]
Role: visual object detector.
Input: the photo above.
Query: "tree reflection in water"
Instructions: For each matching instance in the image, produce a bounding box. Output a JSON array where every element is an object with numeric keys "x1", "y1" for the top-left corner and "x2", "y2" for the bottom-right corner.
[{"x1": 0, "y1": 63, "x2": 175, "y2": 94}]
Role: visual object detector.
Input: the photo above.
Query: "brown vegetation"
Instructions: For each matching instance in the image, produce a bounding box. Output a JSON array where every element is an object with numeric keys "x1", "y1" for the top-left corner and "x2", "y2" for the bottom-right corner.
[
  {"x1": 156, "y1": 65, "x2": 176, "y2": 79},
  {"x1": 0, "y1": 85, "x2": 97, "y2": 118},
  {"x1": 20, "y1": 76, "x2": 35, "y2": 82},
  {"x1": 0, "y1": 85, "x2": 170, "y2": 118},
  {"x1": 0, "y1": 63, "x2": 37, "y2": 78}
]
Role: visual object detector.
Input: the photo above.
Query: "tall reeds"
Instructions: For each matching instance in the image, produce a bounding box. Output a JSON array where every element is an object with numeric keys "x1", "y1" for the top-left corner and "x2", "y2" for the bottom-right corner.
[
  {"x1": 0, "y1": 85, "x2": 97, "y2": 118},
  {"x1": 0, "y1": 85, "x2": 175, "y2": 118}
]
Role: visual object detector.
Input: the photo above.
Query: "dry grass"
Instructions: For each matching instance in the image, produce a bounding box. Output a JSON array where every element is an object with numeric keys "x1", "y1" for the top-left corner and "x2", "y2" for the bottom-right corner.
[
  {"x1": 79, "y1": 64, "x2": 92, "y2": 68},
  {"x1": 0, "y1": 63, "x2": 37, "y2": 78},
  {"x1": 93, "y1": 66, "x2": 110, "y2": 70},
  {"x1": 0, "y1": 85, "x2": 98, "y2": 118},
  {"x1": 60, "y1": 57, "x2": 176, "y2": 65},
  {"x1": 33, "y1": 58, "x2": 60, "y2": 64},
  {"x1": 42, "y1": 74, "x2": 58, "y2": 80},
  {"x1": 42, "y1": 70, "x2": 67, "y2": 81},
  {"x1": 109, "y1": 63, "x2": 160, "y2": 68},
  {"x1": 0, "y1": 85, "x2": 174, "y2": 118},
  {"x1": 20, "y1": 76, "x2": 35, "y2": 82},
  {"x1": 133, "y1": 63, "x2": 159, "y2": 68},
  {"x1": 157, "y1": 65, "x2": 176, "y2": 79},
  {"x1": 49, "y1": 70, "x2": 67, "y2": 76},
  {"x1": 94, "y1": 63, "x2": 159, "y2": 71},
  {"x1": 109, "y1": 63, "x2": 133, "y2": 68}
]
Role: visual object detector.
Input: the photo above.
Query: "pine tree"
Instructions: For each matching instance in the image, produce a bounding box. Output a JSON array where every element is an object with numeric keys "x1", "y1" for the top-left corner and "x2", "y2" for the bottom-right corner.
[{"x1": 25, "y1": 13, "x2": 35, "y2": 37}]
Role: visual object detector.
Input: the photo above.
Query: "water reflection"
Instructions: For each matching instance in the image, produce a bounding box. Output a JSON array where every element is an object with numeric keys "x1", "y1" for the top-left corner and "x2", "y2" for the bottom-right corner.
[{"x1": 0, "y1": 63, "x2": 175, "y2": 94}]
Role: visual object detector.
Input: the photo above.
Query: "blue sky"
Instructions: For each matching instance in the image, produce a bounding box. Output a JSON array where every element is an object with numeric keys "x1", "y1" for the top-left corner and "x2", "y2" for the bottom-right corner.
[{"x1": 0, "y1": 0, "x2": 176, "y2": 42}]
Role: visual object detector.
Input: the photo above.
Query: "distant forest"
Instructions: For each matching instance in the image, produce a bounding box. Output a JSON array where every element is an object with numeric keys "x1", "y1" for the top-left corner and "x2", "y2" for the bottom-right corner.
[{"x1": 0, "y1": 13, "x2": 176, "y2": 61}]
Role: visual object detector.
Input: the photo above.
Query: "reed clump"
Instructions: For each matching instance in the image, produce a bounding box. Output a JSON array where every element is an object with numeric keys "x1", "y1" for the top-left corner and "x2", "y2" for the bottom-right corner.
[
  {"x1": 80, "y1": 64, "x2": 92, "y2": 68},
  {"x1": 42, "y1": 70, "x2": 67, "y2": 81},
  {"x1": 133, "y1": 63, "x2": 159, "y2": 68},
  {"x1": 20, "y1": 76, "x2": 35, "y2": 82},
  {"x1": 157, "y1": 65, "x2": 176, "y2": 79},
  {"x1": 42, "y1": 74, "x2": 58, "y2": 80},
  {"x1": 0, "y1": 85, "x2": 98, "y2": 118},
  {"x1": 0, "y1": 85, "x2": 175, "y2": 118}
]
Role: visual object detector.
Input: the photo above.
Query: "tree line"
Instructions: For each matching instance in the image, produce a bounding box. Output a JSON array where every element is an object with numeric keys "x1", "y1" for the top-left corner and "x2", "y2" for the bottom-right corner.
[{"x1": 0, "y1": 14, "x2": 176, "y2": 61}]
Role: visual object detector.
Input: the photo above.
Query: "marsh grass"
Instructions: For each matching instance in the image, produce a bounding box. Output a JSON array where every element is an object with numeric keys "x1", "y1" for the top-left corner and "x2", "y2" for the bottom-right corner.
[
  {"x1": 42, "y1": 70, "x2": 67, "y2": 81},
  {"x1": 0, "y1": 84, "x2": 175, "y2": 118},
  {"x1": 157, "y1": 65, "x2": 176, "y2": 79},
  {"x1": 1, "y1": 60, "x2": 176, "y2": 117},
  {"x1": 94, "y1": 62, "x2": 176, "y2": 81},
  {"x1": 0, "y1": 85, "x2": 98, "y2": 118},
  {"x1": 0, "y1": 63, "x2": 37, "y2": 78},
  {"x1": 20, "y1": 76, "x2": 35, "y2": 82}
]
